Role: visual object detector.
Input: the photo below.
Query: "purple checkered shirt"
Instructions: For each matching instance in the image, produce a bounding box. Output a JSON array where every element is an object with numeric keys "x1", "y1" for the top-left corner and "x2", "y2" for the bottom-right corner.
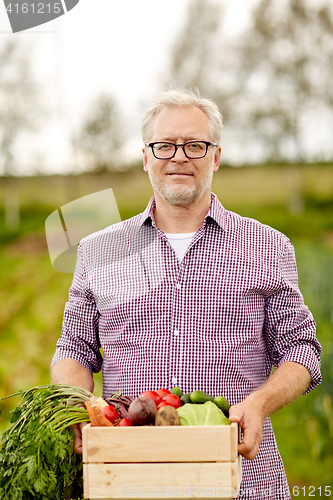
[{"x1": 52, "y1": 193, "x2": 321, "y2": 500}]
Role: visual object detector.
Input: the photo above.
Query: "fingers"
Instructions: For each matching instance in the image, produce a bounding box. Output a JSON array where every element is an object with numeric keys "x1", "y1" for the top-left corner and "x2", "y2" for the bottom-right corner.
[
  {"x1": 239, "y1": 420, "x2": 263, "y2": 460},
  {"x1": 238, "y1": 442, "x2": 260, "y2": 460},
  {"x1": 228, "y1": 406, "x2": 243, "y2": 423},
  {"x1": 238, "y1": 433, "x2": 261, "y2": 460},
  {"x1": 228, "y1": 403, "x2": 263, "y2": 461},
  {"x1": 72, "y1": 421, "x2": 89, "y2": 455},
  {"x1": 73, "y1": 434, "x2": 83, "y2": 455},
  {"x1": 80, "y1": 421, "x2": 89, "y2": 431}
]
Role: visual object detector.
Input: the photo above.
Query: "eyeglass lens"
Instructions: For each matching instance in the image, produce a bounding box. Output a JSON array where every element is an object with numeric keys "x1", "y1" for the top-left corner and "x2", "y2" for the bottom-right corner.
[{"x1": 153, "y1": 142, "x2": 207, "y2": 159}]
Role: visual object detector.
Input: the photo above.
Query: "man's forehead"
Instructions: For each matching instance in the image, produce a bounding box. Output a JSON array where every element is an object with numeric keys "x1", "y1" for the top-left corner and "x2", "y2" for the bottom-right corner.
[{"x1": 150, "y1": 105, "x2": 211, "y2": 140}]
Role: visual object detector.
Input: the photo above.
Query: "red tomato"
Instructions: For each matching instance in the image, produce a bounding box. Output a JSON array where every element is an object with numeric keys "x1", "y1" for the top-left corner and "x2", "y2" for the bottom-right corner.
[
  {"x1": 139, "y1": 391, "x2": 163, "y2": 406},
  {"x1": 156, "y1": 388, "x2": 171, "y2": 399},
  {"x1": 117, "y1": 418, "x2": 133, "y2": 426},
  {"x1": 157, "y1": 401, "x2": 172, "y2": 410},
  {"x1": 101, "y1": 405, "x2": 120, "y2": 424},
  {"x1": 162, "y1": 394, "x2": 181, "y2": 409}
]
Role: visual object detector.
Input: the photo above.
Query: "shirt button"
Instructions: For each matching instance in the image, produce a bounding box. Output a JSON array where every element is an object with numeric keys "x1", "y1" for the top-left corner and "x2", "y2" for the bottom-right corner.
[
  {"x1": 172, "y1": 377, "x2": 177, "y2": 385},
  {"x1": 176, "y1": 283, "x2": 181, "y2": 289},
  {"x1": 174, "y1": 329, "x2": 179, "y2": 336}
]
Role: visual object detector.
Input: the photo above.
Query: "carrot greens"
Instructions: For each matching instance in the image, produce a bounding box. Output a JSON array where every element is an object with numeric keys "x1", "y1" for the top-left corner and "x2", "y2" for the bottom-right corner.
[{"x1": 0, "y1": 384, "x2": 92, "y2": 500}]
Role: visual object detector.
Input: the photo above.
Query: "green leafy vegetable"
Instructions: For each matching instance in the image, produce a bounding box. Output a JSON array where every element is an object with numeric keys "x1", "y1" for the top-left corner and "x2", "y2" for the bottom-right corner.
[
  {"x1": 177, "y1": 401, "x2": 230, "y2": 426},
  {"x1": 0, "y1": 384, "x2": 92, "y2": 500}
]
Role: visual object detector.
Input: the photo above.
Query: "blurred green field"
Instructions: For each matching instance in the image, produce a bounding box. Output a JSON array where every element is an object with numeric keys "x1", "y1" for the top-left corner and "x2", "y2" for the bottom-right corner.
[{"x1": 0, "y1": 164, "x2": 332, "y2": 498}]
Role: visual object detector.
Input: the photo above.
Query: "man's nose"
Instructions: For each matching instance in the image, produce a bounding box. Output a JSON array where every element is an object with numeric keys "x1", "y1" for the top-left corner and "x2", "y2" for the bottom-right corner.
[{"x1": 173, "y1": 145, "x2": 187, "y2": 161}]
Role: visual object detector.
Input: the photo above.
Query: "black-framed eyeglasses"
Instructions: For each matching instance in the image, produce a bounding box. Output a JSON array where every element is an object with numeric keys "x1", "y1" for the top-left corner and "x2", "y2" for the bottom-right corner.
[{"x1": 145, "y1": 141, "x2": 217, "y2": 159}]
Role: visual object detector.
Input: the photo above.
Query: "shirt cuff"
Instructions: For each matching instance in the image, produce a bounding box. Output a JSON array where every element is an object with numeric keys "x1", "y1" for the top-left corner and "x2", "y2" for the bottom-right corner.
[{"x1": 277, "y1": 344, "x2": 322, "y2": 394}]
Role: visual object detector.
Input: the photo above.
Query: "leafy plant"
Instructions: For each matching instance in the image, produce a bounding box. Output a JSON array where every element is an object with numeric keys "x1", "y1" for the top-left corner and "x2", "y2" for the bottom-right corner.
[
  {"x1": 177, "y1": 401, "x2": 230, "y2": 426},
  {"x1": 0, "y1": 384, "x2": 91, "y2": 499}
]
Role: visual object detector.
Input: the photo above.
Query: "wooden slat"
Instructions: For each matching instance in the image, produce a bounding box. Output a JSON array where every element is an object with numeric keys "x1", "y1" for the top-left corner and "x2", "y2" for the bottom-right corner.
[
  {"x1": 234, "y1": 454, "x2": 242, "y2": 491},
  {"x1": 82, "y1": 424, "x2": 238, "y2": 463},
  {"x1": 230, "y1": 423, "x2": 238, "y2": 462},
  {"x1": 83, "y1": 463, "x2": 89, "y2": 500},
  {"x1": 84, "y1": 460, "x2": 241, "y2": 499}
]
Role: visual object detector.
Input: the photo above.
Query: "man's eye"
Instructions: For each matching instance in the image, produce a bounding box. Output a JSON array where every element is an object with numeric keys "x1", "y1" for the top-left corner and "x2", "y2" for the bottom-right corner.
[
  {"x1": 156, "y1": 143, "x2": 173, "y2": 151},
  {"x1": 187, "y1": 142, "x2": 204, "y2": 151}
]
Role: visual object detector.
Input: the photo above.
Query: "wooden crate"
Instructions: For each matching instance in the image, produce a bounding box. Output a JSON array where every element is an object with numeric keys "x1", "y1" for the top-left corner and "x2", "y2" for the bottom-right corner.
[{"x1": 82, "y1": 423, "x2": 242, "y2": 500}]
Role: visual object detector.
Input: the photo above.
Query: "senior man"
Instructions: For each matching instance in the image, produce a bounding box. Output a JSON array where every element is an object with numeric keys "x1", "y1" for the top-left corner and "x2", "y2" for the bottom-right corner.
[{"x1": 51, "y1": 89, "x2": 321, "y2": 499}]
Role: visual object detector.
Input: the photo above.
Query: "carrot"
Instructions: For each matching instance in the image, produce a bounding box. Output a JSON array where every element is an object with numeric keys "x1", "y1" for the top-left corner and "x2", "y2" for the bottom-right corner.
[
  {"x1": 84, "y1": 401, "x2": 100, "y2": 426},
  {"x1": 84, "y1": 401, "x2": 113, "y2": 427},
  {"x1": 94, "y1": 406, "x2": 114, "y2": 427}
]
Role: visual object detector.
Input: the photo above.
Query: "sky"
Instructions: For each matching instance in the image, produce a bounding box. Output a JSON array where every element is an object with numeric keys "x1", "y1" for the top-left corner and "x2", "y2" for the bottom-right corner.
[{"x1": 0, "y1": 0, "x2": 259, "y2": 175}]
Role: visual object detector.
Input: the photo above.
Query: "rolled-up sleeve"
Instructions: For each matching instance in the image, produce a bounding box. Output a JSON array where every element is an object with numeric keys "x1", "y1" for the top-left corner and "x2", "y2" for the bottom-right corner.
[
  {"x1": 264, "y1": 240, "x2": 322, "y2": 393},
  {"x1": 51, "y1": 242, "x2": 103, "y2": 374}
]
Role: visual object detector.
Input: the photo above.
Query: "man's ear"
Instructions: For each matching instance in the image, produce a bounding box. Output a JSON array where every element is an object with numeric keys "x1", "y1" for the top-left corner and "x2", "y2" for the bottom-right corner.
[
  {"x1": 213, "y1": 146, "x2": 222, "y2": 172},
  {"x1": 142, "y1": 147, "x2": 149, "y2": 172}
]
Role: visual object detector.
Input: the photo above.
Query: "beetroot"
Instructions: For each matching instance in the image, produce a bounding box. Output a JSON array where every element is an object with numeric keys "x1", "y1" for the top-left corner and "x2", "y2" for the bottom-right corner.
[{"x1": 128, "y1": 397, "x2": 157, "y2": 425}]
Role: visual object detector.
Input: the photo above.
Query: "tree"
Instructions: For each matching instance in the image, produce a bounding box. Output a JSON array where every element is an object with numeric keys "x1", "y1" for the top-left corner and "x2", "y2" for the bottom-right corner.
[
  {"x1": 165, "y1": 0, "x2": 333, "y2": 164},
  {"x1": 72, "y1": 92, "x2": 124, "y2": 172},
  {"x1": 227, "y1": 0, "x2": 333, "y2": 162},
  {"x1": 163, "y1": 0, "x2": 246, "y2": 137},
  {"x1": 0, "y1": 40, "x2": 44, "y2": 229},
  {"x1": 0, "y1": 40, "x2": 42, "y2": 175},
  {"x1": 164, "y1": 0, "x2": 224, "y2": 94}
]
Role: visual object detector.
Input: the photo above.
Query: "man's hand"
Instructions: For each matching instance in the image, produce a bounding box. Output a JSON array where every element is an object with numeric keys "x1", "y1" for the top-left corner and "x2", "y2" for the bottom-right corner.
[
  {"x1": 72, "y1": 421, "x2": 89, "y2": 455},
  {"x1": 228, "y1": 362, "x2": 312, "y2": 460},
  {"x1": 229, "y1": 398, "x2": 264, "y2": 460},
  {"x1": 51, "y1": 359, "x2": 94, "y2": 454}
]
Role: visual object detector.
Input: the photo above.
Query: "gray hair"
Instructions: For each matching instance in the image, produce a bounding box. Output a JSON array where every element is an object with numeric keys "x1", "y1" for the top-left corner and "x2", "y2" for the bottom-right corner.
[{"x1": 141, "y1": 89, "x2": 223, "y2": 146}]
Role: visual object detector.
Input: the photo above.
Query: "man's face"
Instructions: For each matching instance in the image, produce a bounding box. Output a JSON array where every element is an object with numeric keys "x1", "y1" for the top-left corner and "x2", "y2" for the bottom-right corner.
[{"x1": 143, "y1": 106, "x2": 221, "y2": 208}]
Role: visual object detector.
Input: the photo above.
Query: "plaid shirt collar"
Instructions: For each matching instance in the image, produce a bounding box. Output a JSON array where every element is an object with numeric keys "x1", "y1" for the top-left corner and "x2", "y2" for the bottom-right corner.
[{"x1": 137, "y1": 192, "x2": 227, "y2": 232}]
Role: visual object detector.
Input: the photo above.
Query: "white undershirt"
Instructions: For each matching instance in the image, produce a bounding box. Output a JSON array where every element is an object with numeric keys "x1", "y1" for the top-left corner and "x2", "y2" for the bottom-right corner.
[{"x1": 164, "y1": 232, "x2": 196, "y2": 261}]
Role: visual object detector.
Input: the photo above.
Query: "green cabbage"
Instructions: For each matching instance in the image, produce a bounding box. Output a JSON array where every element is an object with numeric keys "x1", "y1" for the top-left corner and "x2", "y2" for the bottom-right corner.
[{"x1": 176, "y1": 401, "x2": 230, "y2": 426}]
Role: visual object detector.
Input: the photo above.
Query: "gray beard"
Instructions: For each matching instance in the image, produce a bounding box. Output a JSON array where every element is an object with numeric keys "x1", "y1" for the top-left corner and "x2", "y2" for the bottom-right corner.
[{"x1": 147, "y1": 169, "x2": 213, "y2": 208}]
